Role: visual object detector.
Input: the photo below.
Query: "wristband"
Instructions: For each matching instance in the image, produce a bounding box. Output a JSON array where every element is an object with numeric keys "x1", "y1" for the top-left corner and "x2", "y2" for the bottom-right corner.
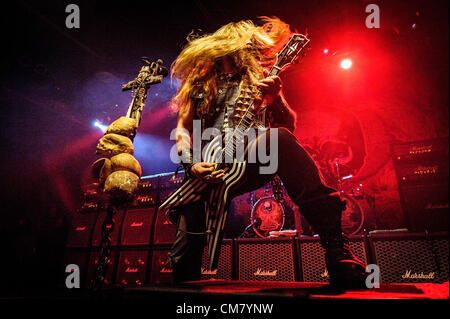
[{"x1": 179, "y1": 148, "x2": 194, "y2": 177}]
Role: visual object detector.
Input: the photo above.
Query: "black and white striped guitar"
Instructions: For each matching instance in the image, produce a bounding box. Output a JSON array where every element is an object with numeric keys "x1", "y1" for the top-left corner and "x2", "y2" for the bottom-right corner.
[{"x1": 160, "y1": 34, "x2": 310, "y2": 270}]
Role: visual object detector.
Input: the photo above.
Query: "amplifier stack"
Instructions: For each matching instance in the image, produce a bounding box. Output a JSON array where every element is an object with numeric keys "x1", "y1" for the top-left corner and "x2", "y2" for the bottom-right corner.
[
  {"x1": 65, "y1": 219, "x2": 448, "y2": 288},
  {"x1": 392, "y1": 138, "x2": 449, "y2": 232},
  {"x1": 65, "y1": 168, "x2": 448, "y2": 288}
]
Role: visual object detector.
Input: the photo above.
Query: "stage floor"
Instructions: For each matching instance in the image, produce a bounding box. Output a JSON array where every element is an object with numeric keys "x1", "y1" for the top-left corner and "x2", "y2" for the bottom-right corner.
[{"x1": 124, "y1": 280, "x2": 449, "y2": 300}]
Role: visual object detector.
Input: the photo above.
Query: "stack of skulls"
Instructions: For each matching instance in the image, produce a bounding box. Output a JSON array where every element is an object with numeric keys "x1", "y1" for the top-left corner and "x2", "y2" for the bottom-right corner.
[{"x1": 92, "y1": 116, "x2": 142, "y2": 203}]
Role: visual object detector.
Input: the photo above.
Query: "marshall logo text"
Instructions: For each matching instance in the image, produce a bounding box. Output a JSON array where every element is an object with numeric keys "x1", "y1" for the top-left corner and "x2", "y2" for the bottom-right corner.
[
  {"x1": 201, "y1": 268, "x2": 218, "y2": 275},
  {"x1": 254, "y1": 268, "x2": 278, "y2": 277},
  {"x1": 402, "y1": 270, "x2": 435, "y2": 280}
]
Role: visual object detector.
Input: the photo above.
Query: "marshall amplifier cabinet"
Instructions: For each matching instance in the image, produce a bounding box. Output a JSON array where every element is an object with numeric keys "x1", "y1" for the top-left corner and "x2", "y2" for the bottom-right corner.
[
  {"x1": 133, "y1": 192, "x2": 157, "y2": 208},
  {"x1": 237, "y1": 238, "x2": 297, "y2": 281},
  {"x1": 392, "y1": 138, "x2": 449, "y2": 232},
  {"x1": 297, "y1": 235, "x2": 369, "y2": 282},
  {"x1": 115, "y1": 249, "x2": 148, "y2": 286},
  {"x1": 66, "y1": 212, "x2": 97, "y2": 248},
  {"x1": 132, "y1": 176, "x2": 158, "y2": 208},
  {"x1": 80, "y1": 201, "x2": 102, "y2": 212},
  {"x1": 86, "y1": 250, "x2": 118, "y2": 288},
  {"x1": 152, "y1": 208, "x2": 178, "y2": 245},
  {"x1": 80, "y1": 183, "x2": 105, "y2": 212},
  {"x1": 158, "y1": 171, "x2": 184, "y2": 203},
  {"x1": 120, "y1": 207, "x2": 155, "y2": 246},
  {"x1": 368, "y1": 232, "x2": 449, "y2": 283},
  {"x1": 392, "y1": 138, "x2": 449, "y2": 163},
  {"x1": 149, "y1": 247, "x2": 174, "y2": 284},
  {"x1": 201, "y1": 239, "x2": 234, "y2": 280},
  {"x1": 91, "y1": 210, "x2": 124, "y2": 247},
  {"x1": 399, "y1": 184, "x2": 449, "y2": 232},
  {"x1": 394, "y1": 162, "x2": 449, "y2": 186}
]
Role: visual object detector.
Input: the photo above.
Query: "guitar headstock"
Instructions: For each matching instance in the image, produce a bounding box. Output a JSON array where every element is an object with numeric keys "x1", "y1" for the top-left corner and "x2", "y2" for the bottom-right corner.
[{"x1": 273, "y1": 34, "x2": 310, "y2": 72}]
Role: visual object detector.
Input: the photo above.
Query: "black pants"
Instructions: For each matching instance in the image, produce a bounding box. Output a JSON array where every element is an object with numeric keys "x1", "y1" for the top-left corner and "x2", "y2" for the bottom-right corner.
[{"x1": 170, "y1": 128, "x2": 336, "y2": 283}]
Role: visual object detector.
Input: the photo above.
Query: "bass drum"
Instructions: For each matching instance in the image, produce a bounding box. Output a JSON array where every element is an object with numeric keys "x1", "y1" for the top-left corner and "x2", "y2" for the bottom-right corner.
[
  {"x1": 250, "y1": 196, "x2": 285, "y2": 238},
  {"x1": 340, "y1": 194, "x2": 365, "y2": 235}
]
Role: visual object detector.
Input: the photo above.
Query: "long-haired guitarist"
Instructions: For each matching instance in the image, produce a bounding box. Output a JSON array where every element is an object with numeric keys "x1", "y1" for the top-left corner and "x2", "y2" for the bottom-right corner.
[{"x1": 167, "y1": 17, "x2": 366, "y2": 288}]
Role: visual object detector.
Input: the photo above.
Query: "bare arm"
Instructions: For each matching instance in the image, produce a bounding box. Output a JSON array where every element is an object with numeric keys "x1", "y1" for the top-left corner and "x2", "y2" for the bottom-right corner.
[
  {"x1": 175, "y1": 99, "x2": 194, "y2": 154},
  {"x1": 256, "y1": 76, "x2": 297, "y2": 133},
  {"x1": 175, "y1": 99, "x2": 227, "y2": 182}
]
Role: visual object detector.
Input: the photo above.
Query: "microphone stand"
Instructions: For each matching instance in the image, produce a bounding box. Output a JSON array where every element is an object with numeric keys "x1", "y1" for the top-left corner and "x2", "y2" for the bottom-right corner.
[{"x1": 238, "y1": 219, "x2": 262, "y2": 239}]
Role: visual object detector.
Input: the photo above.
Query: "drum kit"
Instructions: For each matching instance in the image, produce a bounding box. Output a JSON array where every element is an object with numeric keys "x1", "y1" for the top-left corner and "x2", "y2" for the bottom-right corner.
[{"x1": 235, "y1": 157, "x2": 369, "y2": 238}]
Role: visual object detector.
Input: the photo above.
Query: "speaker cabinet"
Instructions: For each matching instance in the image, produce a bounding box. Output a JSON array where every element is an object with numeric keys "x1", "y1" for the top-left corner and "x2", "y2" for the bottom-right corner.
[
  {"x1": 369, "y1": 232, "x2": 449, "y2": 283},
  {"x1": 115, "y1": 250, "x2": 148, "y2": 286},
  {"x1": 201, "y1": 239, "x2": 234, "y2": 280},
  {"x1": 149, "y1": 247, "x2": 173, "y2": 284},
  {"x1": 91, "y1": 211, "x2": 124, "y2": 247},
  {"x1": 398, "y1": 184, "x2": 449, "y2": 232},
  {"x1": 86, "y1": 250, "x2": 118, "y2": 288},
  {"x1": 392, "y1": 138, "x2": 449, "y2": 232},
  {"x1": 152, "y1": 209, "x2": 177, "y2": 245},
  {"x1": 237, "y1": 238, "x2": 297, "y2": 281},
  {"x1": 133, "y1": 177, "x2": 158, "y2": 208},
  {"x1": 66, "y1": 212, "x2": 97, "y2": 248},
  {"x1": 297, "y1": 235, "x2": 369, "y2": 282},
  {"x1": 120, "y1": 208, "x2": 155, "y2": 246}
]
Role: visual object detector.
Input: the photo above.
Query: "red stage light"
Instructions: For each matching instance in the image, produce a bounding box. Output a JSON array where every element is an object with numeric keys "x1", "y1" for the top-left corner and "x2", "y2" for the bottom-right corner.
[
  {"x1": 323, "y1": 48, "x2": 329, "y2": 54},
  {"x1": 340, "y1": 58, "x2": 352, "y2": 69}
]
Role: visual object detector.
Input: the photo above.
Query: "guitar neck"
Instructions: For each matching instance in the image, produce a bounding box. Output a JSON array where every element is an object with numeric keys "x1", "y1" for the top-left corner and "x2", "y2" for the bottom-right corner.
[
  {"x1": 234, "y1": 63, "x2": 281, "y2": 132},
  {"x1": 224, "y1": 33, "x2": 309, "y2": 154},
  {"x1": 267, "y1": 65, "x2": 282, "y2": 77}
]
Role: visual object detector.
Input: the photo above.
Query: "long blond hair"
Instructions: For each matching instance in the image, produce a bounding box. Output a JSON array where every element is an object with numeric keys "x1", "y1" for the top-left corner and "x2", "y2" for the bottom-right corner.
[{"x1": 171, "y1": 17, "x2": 292, "y2": 115}]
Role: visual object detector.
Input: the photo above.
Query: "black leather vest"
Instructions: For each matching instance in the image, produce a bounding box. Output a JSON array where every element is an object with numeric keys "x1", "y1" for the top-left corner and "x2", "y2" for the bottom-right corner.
[{"x1": 190, "y1": 73, "x2": 242, "y2": 133}]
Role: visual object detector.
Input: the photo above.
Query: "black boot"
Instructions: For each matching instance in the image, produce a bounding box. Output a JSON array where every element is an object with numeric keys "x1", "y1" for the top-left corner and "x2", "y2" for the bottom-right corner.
[{"x1": 300, "y1": 194, "x2": 367, "y2": 289}]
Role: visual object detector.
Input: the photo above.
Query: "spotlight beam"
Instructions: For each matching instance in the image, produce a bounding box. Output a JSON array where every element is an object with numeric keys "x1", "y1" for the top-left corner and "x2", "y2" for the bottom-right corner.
[{"x1": 340, "y1": 59, "x2": 353, "y2": 69}]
